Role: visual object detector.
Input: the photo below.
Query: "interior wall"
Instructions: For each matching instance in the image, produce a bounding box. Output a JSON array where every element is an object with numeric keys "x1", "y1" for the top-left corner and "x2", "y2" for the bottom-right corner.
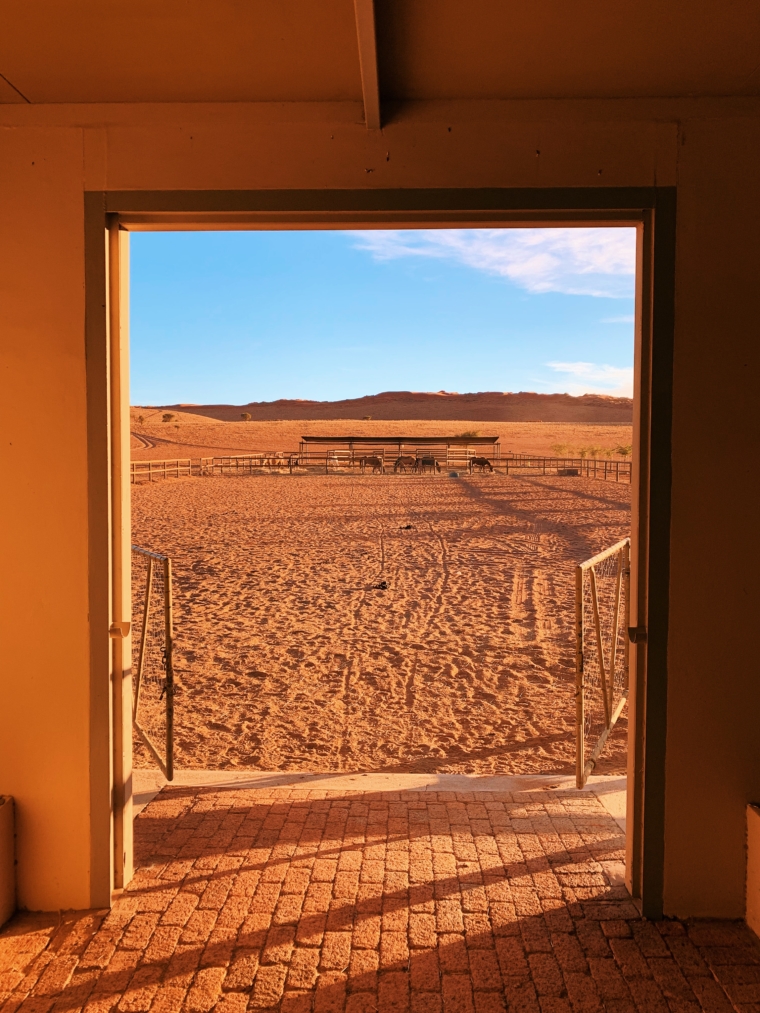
[
  {"x1": 664, "y1": 112, "x2": 760, "y2": 917},
  {"x1": 0, "y1": 97, "x2": 758, "y2": 914},
  {"x1": 0, "y1": 128, "x2": 92, "y2": 910}
]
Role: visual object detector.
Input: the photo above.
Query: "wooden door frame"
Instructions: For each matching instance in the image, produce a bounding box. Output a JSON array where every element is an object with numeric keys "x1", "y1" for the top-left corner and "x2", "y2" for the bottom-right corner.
[{"x1": 84, "y1": 187, "x2": 676, "y2": 917}]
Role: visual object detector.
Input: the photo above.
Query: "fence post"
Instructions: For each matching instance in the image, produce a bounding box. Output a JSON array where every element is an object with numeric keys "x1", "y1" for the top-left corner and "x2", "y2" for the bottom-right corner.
[
  {"x1": 163, "y1": 556, "x2": 174, "y2": 782},
  {"x1": 575, "y1": 564, "x2": 585, "y2": 789}
]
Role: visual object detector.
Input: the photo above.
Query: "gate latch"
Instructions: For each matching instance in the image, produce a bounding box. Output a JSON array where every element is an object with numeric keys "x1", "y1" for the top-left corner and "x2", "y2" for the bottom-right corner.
[
  {"x1": 628, "y1": 625, "x2": 647, "y2": 644},
  {"x1": 109, "y1": 621, "x2": 131, "y2": 639}
]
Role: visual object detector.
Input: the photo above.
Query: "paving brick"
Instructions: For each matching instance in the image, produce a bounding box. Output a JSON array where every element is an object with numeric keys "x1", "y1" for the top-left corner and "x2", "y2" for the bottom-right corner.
[
  {"x1": 411, "y1": 949, "x2": 441, "y2": 992},
  {"x1": 3, "y1": 786, "x2": 752, "y2": 1013},
  {"x1": 250, "y1": 963, "x2": 288, "y2": 1008},
  {"x1": 287, "y1": 947, "x2": 321, "y2": 990}
]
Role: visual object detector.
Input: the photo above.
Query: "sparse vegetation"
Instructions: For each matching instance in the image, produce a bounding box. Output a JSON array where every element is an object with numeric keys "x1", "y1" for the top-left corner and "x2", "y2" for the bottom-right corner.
[
  {"x1": 162, "y1": 413, "x2": 174, "y2": 423},
  {"x1": 241, "y1": 412, "x2": 251, "y2": 421},
  {"x1": 363, "y1": 415, "x2": 372, "y2": 420},
  {"x1": 457, "y1": 430, "x2": 480, "y2": 439},
  {"x1": 551, "y1": 443, "x2": 570, "y2": 456},
  {"x1": 136, "y1": 414, "x2": 145, "y2": 425},
  {"x1": 616, "y1": 444, "x2": 633, "y2": 458}
]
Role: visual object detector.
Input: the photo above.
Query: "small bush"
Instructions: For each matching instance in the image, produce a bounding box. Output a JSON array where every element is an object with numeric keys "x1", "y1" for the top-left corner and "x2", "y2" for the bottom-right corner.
[
  {"x1": 616, "y1": 444, "x2": 633, "y2": 458},
  {"x1": 363, "y1": 415, "x2": 372, "y2": 420},
  {"x1": 136, "y1": 414, "x2": 145, "y2": 425},
  {"x1": 551, "y1": 443, "x2": 569, "y2": 456},
  {"x1": 162, "y1": 413, "x2": 174, "y2": 422},
  {"x1": 457, "y1": 430, "x2": 480, "y2": 439},
  {"x1": 241, "y1": 412, "x2": 251, "y2": 421}
]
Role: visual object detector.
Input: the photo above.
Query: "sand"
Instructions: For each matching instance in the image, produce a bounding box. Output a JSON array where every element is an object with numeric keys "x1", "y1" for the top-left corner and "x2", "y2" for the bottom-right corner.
[
  {"x1": 130, "y1": 413, "x2": 633, "y2": 463},
  {"x1": 131, "y1": 470, "x2": 630, "y2": 776}
]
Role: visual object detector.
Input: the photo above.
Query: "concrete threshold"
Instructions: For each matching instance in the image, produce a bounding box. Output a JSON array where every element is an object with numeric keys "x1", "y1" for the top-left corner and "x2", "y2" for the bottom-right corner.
[{"x1": 133, "y1": 768, "x2": 626, "y2": 833}]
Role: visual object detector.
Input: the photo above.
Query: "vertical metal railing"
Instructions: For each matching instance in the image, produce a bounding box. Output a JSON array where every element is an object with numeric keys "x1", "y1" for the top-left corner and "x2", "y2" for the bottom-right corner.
[
  {"x1": 131, "y1": 546, "x2": 174, "y2": 780},
  {"x1": 576, "y1": 538, "x2": 630, "y2": 788}
]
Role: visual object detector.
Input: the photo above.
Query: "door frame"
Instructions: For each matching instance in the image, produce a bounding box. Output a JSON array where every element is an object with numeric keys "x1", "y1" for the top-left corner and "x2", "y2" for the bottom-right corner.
[{"x1": 84, "y1": 187, "x2": 676, "y2": 917}]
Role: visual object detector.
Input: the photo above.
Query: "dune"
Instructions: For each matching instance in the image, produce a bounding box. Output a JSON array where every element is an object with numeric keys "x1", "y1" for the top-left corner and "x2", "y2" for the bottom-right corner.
[{"x1": 157, "y1": 389, "x2": 633, "y2": 424}]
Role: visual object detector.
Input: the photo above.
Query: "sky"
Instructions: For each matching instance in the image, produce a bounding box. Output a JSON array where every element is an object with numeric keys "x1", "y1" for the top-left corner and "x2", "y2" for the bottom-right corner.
[{"x1": 130, "y1": 227, "x2": 636, "y2": 406}]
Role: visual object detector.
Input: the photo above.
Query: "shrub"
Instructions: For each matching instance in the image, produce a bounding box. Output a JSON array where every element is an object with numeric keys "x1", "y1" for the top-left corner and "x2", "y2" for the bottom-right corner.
[
  {"x1": 136, "y1": 414, "x2": 145, "y2": 425},
  {"x1": 241, "y1": 412, "x2": 251, "y2": 421},
  {"x1": 162, "y1": 413, "x2": 174, "y2": 422},
  {"x1": 458, "y1": 430, "x2": 480, "y2": 439},
  {"x1": 551, "y1": 443, "x2": 569, "y2": 456},
  {"x1": 363, "y1": 415, "x2": 372, "y2": 420},
  {"x1": 616, "y1": 444, "x2": 633, "y2": 458}
]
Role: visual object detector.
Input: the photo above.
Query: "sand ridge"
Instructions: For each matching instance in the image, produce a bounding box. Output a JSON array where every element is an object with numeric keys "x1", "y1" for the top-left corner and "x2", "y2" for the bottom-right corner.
[{"x1": 154, "y1": 389, "x2": 633, "y2": 424}]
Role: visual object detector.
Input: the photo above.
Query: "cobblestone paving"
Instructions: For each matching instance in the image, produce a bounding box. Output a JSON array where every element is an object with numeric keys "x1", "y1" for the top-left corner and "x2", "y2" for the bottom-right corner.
[{"x1": 1, "y1": 786, "x2": 758, "y2": 1013}]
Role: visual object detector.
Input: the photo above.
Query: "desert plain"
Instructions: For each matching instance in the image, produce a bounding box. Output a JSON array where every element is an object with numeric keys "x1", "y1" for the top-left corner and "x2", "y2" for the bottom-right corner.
[{"x1": 131, "y1": 408, "x2": 631, "y2": 777}]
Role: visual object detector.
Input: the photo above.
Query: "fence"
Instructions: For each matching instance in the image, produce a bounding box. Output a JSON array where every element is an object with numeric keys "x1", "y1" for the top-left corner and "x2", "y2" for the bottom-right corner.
[
  {"x1": 131, "y1": 546, "x2": 174, "y2": 779},
  {"x1": 575, "y1": 538, "x2": 630, "y2": 788},
  {"x1": 130, "y1": 451, "x2": 632, "y2": 483},
  {"x1": 505, "y1": 455, "x2": 631, "y2": 483}
]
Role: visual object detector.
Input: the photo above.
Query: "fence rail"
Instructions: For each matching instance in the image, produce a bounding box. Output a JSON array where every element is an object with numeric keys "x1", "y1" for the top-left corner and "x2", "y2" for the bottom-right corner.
[
  {"x1": 575, "y1": 538, "x2": 630, "y2": 788},
  {"x1": 131, "y1": 545, "x2": 174, "y2": 780}
]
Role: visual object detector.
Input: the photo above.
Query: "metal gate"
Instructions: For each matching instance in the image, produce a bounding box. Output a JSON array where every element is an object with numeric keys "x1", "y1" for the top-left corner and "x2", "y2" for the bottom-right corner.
[
  {"x1": 131, "y1": 546, "x2": 174, "y2": 780},
  {"x1": 575, "y1": 538, "x2": 630, "y2": 788}
]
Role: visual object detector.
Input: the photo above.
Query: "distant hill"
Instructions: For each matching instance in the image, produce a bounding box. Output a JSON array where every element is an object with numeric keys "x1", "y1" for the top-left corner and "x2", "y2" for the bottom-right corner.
[{"x1": 160, "y1": 391, "x2": 632, "y2": 424}]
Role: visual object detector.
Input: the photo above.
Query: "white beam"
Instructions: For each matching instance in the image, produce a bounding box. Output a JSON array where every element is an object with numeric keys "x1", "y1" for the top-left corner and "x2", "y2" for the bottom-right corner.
[{"x1": 353, "y1": 0, "x2": 381, "y2": 129}]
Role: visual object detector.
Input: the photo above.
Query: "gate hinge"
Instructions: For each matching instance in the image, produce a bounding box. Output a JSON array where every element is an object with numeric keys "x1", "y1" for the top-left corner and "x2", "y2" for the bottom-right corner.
[{"x1": 628, "y1": 625, "x2": 647, "y2": 644}]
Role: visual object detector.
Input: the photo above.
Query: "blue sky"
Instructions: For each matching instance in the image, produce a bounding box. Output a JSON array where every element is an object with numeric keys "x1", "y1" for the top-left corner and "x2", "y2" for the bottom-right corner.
[{"x1": 130, "y1": 228, "x2": 636, "y2": 406}]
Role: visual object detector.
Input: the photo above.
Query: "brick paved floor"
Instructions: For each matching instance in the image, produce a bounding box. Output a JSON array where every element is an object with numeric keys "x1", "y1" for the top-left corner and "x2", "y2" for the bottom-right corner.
[{"x1": 1, "y1": 785, "x2": 758, "y2": 1013}]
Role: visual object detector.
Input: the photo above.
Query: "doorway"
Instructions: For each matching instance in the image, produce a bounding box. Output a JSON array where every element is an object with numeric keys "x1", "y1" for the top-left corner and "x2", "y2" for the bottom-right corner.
[{"x1": 84, "y1": 189, "x2": 675, "y2": 918}]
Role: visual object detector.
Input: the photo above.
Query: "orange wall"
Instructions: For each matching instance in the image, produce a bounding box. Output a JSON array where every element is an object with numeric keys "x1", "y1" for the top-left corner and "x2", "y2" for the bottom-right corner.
[
  {"x1": 0, "y1": 128, "x2": 92, "y2": 909},
  {"x1": 664, "y1": 113, "x2": 760, "y2": 916},
  {"x1": 0, "y1": 97, "x2": 758, "y2": 913}
]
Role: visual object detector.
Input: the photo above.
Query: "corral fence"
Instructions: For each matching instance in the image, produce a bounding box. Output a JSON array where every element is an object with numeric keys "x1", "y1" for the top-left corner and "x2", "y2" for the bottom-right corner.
[
  {"x1": 576, "y1": 537, "x2": 630, "y2": 788},
  {"x1": 506, "y1": 454, "x2": 631, "y2": 483},
  {"x1": 131, "y1": 546, "x2": 174, "y2": 780},
  {"x1": 130, "y1": 451, "x2": 631, "y2": 483},
  {"x1": 131, "y1": 459, "x2": 213, "y2": 483}
]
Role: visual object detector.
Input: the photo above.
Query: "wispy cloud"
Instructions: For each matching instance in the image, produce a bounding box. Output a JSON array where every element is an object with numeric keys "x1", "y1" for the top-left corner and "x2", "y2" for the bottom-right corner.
[
  {"x1": 601, "y1": 314, "x2": 635, "y2": 324},
  {"x1": 350, "y1": 228, "x2": 636, "y2": 298},
  {"x1": 546, "y1": 361, "x2": 633, "y2": 397}
]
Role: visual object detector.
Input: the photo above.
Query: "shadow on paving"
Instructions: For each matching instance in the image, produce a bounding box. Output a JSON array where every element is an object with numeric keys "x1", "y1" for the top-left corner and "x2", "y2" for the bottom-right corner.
[{"x1": 0, "y1": 787, "x2": 757, "y2": 1013}]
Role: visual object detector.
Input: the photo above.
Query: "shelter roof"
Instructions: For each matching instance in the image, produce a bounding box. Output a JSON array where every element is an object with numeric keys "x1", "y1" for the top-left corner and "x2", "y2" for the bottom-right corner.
[
  {"x1": 0, "y1": 1, "x2": 757, "y2": 108},
  {"x1": 301, "y1": 435, "x2": 499, "y2": 445}
]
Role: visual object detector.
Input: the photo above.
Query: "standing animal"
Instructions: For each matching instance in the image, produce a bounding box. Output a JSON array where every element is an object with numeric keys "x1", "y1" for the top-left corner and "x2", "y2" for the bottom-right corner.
[
  {"x1": 416, "y1": 456, "x2": 441, "y2": 474},
  {"x1": 469, "y1": 457, "x2": 494, "y2": 473},
  {"x1": 359, "y1": 455, "x2": 384, "y2": 474},
  {"x1": 393, "y1": 455, "x2": 417, "y2": 473}
]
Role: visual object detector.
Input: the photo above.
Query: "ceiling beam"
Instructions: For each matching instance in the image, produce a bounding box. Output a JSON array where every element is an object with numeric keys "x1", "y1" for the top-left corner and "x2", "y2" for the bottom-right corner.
[{"x1": 353, "y1": 0, "x2": 381, "y2": 129}]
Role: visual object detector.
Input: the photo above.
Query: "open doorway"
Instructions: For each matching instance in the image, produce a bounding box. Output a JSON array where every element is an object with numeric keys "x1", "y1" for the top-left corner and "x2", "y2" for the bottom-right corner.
[
  {"x1": 90, "y1": 190, "x2": 673, "y2": 918},
  {"x1": 128, "y1": 226, "x2": 635, "y2": 783}
]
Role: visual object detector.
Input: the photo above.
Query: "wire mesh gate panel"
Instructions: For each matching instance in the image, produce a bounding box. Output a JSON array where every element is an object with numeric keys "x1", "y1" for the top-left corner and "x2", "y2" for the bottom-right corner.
[
  {"x1": 575, "y1": 538, "x2": 630, "y2": 788},
  {"x1": 131, "y1": 546, "x2": 174, "y2": 780}
]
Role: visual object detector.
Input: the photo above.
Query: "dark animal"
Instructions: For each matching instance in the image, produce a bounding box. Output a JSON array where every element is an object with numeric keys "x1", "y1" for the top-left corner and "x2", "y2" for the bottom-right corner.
[
  {"x1": 416, "y1": 456, "x2": 441, "y2": 474},
  {"x1": 393, "y1": 455, "x2": 417, "y2": 473},
  {"x1": 359, "y1": 455, "x2": 384, "y2": 474},
  {"x1": 469, "y1": 457, "x2": 494, "y2": 473}
]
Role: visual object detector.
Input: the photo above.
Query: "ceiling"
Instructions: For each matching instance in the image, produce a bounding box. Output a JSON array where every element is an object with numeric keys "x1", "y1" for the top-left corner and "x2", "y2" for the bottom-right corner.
[{"x1": 1, "y1": 0, "x2": 758, "y2": 106}]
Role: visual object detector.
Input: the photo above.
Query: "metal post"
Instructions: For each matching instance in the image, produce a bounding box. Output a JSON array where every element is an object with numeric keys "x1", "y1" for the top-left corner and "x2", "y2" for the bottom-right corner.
[
  {"x1": 575, "y1": 564, "x2": 585, "y2": 788},
  {"x1": 164, "y1": 556, "x2": 175, "y2": 781}
]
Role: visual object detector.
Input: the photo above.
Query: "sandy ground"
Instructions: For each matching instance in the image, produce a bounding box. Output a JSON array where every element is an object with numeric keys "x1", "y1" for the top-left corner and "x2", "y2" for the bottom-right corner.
[
  {"x1": 131, "y1": 414, "x2": 633, "y2": 462},
  {"x1": 132, "y1": 471, "x2": 630, "y2": 776}
]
